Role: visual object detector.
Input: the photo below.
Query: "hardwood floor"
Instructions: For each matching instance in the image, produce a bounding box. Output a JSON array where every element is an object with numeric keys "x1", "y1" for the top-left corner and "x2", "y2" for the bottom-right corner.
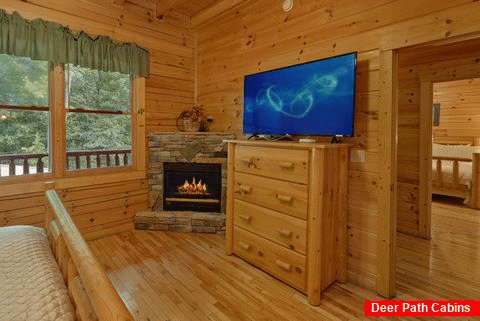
[
  {"x1": 90, "y1": 201, "x2": 480, "y2": 320},
  {"x1": 397, "y1": 201, "x2": 480, "y2": 301}
]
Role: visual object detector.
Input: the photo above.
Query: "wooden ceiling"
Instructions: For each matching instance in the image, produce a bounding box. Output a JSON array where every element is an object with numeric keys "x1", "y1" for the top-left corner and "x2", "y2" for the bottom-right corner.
[{"x1": 119, "y1": 0, "x2": 247, "y2": 27}]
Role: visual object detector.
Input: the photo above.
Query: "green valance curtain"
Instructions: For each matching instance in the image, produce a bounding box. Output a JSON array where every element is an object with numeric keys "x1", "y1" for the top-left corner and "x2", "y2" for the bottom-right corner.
[{"x1": 0, "y1": 9, "x2": 149, "y2": 77}]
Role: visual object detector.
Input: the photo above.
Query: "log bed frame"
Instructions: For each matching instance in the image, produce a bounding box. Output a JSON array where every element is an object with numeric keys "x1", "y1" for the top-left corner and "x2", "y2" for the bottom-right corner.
[
  {"x1": 45, "y1": 189, "x2": 134, "y2": 321},
  {"x1": 432, "y1": 152, "x2": 480, "y2": 209}
]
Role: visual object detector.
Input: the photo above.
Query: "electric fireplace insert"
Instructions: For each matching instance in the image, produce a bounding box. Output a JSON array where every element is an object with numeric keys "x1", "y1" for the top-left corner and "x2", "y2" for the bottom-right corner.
[{"x1": 163, "y1": 162, "x2": 222, "y2": 212}]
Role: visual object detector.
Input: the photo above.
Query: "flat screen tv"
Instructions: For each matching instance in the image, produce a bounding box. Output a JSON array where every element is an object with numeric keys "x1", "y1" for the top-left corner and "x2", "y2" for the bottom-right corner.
[{"x1": 243, "y1": 52, "x2": 357, "y2": 137}]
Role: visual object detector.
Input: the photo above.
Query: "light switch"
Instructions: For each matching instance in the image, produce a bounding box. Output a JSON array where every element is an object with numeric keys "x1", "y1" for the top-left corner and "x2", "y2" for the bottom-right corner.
[{"x1": 350, "y1": 149, "x2": 365, "y2": 163}]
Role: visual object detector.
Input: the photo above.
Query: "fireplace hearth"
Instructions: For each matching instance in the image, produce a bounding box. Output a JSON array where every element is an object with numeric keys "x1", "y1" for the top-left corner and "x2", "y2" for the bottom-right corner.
[
  {"x1": 135, "y1": 132, "x2": 235, "y2": 234},
  {"x1": 163, "y1": 162, "x2": 221, "y2": 212}
]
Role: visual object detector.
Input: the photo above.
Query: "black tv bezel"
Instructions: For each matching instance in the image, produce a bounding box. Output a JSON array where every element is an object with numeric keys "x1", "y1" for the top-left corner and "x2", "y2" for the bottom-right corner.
[{"x1": 242, "y1": 51, "x2": 357, "y2": 137}]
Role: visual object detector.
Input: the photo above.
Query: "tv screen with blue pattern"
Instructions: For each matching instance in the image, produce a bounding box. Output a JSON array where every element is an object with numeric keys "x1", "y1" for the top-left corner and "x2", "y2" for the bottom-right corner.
[{"x1": 243, "y1": 52, "x2": 357, "y2": 136}]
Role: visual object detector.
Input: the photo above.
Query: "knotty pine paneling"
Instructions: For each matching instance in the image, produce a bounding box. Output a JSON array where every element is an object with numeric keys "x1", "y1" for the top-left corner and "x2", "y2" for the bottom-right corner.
[
  {"x1": 433, "y1": 78, "x2": 480, "y2": 145},
  {"x1": 0, "y1": 192, "x2": 45, "y2": 228},
  {"x1": 0, "y1": 176, "x2": 148, "y2": 240},
  {"x1": 397, "y1": 39, "x2": 480, "y2": 237},
  {"x1": 0, "y1": 0, "x2": 192, "y2": 235},
  {"x1": 195, "y1": 0, "x2": 480, "y2": 291},
  {"x1": 0, "y1": 0, "x2": 195, "y2": 136},
  {"x1": 56, "y1": 178, "x2": 149, "y2": 240}
]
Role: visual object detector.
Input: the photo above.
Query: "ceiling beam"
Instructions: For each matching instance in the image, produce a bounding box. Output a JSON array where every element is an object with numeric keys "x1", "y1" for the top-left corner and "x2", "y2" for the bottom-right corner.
[
  {"x1": 191, "y1": 0, "x2": 249, "y2": 29},
  {"x1": 156, "y1": 0, "x2": 187, "y2": 20}
]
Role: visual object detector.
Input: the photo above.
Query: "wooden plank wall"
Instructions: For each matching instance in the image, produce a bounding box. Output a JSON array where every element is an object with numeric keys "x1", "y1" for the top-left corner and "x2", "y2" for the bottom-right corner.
[
  {"x1": 0, "y1": 0, "x2": 194, "y2": 238},
  {"x1": 397, "y1": 39, "x2": 480, "y2": 237},
  {"x1": 0, "y1": 0, "x2": 195, "y2": 135},
  {"x1": 57, "y1": 179, "x2": 148, "y2": 240},
  {"x1": 433, "y1": 78, "x2": 480, "y2": 145},
  {"x1": 0, "y1": 174, "x2": 149, "y2": 240},
  {"x1": 194, "y1": 0, "x2": 480, "y2": 290}
]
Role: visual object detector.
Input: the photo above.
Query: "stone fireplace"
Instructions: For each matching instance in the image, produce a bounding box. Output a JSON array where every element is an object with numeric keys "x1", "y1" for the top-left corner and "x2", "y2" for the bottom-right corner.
[{"x1": 134, "y1": 132, "x2": 235, "y2": 233}]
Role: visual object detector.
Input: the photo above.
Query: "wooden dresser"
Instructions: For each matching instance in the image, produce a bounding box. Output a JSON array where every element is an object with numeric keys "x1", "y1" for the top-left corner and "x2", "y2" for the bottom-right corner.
[{"x1": 225, "y1": 140, "x2": 348, "y2": 305}]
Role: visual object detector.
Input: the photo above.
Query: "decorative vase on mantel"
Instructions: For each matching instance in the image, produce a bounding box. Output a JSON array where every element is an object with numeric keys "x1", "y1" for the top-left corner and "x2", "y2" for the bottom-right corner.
[
  {"x1": 178, "y1": 105, "x2": 205, "y2": 132},
  {"x1": 183, "y1": 117, "x2": 201, "y2": 132}
]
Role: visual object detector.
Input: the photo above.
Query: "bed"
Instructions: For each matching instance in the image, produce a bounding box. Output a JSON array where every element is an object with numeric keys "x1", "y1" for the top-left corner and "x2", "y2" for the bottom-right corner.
[
  {"x1": 0, "y1": 189, "x2": 133, "y2": 321},
  {"x1": 432, "y1": 143, "x2": 480, "y2": 208}
]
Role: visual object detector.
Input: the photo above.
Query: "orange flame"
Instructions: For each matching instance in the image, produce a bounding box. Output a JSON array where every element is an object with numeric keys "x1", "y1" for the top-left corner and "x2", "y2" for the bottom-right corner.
[{"x1": 177, "y1": 177, "x2": 208, "y2": 194}]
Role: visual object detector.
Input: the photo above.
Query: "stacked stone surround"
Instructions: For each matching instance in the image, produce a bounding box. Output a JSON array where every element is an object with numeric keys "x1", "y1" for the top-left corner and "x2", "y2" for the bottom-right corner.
[
  {"x1": 134, "y1": 132, "x2": 235, "y2": 234},
  {"x1": 135, "y1": 211, "x2": 225, "y2": 233}
]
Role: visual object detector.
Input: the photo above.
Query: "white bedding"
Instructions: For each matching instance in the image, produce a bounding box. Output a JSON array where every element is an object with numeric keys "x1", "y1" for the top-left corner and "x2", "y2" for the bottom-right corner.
[
  {"x1": 432, "y1": 143, "x2": 480, "y2": 159},
  {"x1": 0, "y1": 226, "x2": 74, "y2": 321}
]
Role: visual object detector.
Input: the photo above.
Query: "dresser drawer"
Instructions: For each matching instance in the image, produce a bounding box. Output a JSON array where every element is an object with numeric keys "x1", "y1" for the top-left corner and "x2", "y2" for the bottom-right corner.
[
  {"x1": 234, "y1": 172, "x2": 308, "y2": 220},
  {"x1": 234, "y1": 199, "x2": 307, "y2": 255},
  {"x1": 235, "y1": 145, "x2": 309, "y2": 184},
  {"x1": 233, "y1": 226, "x2": 306, "y2": 291}
]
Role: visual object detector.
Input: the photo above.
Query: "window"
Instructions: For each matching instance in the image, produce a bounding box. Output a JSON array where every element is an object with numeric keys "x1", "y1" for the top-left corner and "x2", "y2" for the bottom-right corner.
[
  {"x1": 0, "y1": 54, "x2": 50, "y2": 177},
  {"x1": 65, "y1": 65, "x2": 132, "y2": 171},
  {"x1": 0, "y1": 55, "x2": 139, "y2": 179}
]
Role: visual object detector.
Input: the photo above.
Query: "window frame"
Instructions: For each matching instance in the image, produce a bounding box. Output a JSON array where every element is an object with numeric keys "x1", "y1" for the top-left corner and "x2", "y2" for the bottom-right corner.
[
  {"x1": 0, "y1": 56, "x2": 53, "y2": 181},
  {"x1": 0, "y1": 60, "x2": 145, "y2": 182},
  {"x1": 63, "y1": 64, "x2": 134, "y2": 174}
]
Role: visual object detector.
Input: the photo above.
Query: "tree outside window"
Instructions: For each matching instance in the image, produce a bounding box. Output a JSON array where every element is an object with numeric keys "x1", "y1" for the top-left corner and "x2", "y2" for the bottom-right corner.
[
  {"x1": 0, "y1": 54, "x2": 49, "y2": 177},
  {"x1": 65, "y1": 64, "x2": 132, "y2": 170},
  {"x1": 0, "y1": 54, "x2": 134, "y2": 178}
]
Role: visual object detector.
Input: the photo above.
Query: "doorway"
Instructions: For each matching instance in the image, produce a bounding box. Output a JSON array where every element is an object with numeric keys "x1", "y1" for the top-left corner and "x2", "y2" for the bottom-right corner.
[
  {"x1": 431, "y1": 78, "x2": 480, "y2": 211},
  {"x1": 395, "y1": 37, "x2": 480, "y2": 299},
  {"x1": 397, "y1": 38, "x2": 480, "y2": 239}
]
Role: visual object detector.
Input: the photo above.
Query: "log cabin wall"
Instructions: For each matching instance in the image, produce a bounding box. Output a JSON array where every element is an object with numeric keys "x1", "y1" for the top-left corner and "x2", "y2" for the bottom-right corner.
[
  {"x1": 433, "y1": 78, "x2": 480, "y2": 145},
  {"x1": 0, "y1": 175, "x2": 148, "y2": 241},
  {"x1": 194, "y1": 0, "x2": 480, "y2": 290},
  {"x1": 0, "y1": 0, "x2": 195, "y2": 239},
  {"x1": 397, "y1": 39, "x2": 480, "y2": 237}
]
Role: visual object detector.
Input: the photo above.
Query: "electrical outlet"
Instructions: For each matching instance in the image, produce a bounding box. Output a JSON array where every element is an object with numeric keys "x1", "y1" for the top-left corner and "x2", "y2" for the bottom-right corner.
[{"x1": 350, "y1": 149, "x2": 365, "y2": 163}]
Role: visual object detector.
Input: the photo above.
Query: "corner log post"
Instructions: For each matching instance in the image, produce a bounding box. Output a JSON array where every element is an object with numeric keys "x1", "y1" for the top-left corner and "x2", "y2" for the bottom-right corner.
[{"x1": 45, "y1": 189, "x2": 134, "y2": 321}]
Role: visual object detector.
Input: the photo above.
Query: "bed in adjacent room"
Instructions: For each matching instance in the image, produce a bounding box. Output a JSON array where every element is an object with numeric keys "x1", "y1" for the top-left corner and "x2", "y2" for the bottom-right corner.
[{"x1": 432, "y1": 142, "x2": 480, "y2": 208}]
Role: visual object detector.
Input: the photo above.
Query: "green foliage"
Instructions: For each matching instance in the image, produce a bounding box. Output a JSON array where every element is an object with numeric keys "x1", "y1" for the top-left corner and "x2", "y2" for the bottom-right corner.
[
  {"x1": 0, "y1": 54, "x2": 48, "y2": 107},
  {"x1": 65, "y1": 65, "x2": 132, "y2": 152},
  {"x1": 0, "y1": 53, "x2": 49, "y2": 155},
  {"x1": 0, "y1": 55, "x2": 132, "y2": 157},
  {"x1": 66, "y1": 64, "x2": 131, "y2": 112},
  {"x1": 0, "y1": 110, "x2": 49, "y2": 154},
  {"x1": 66, "y1": 114, "x2": 131, "y2": 151}
]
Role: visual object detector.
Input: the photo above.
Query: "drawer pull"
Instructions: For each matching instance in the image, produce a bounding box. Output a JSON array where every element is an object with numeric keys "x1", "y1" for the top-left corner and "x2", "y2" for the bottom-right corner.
[
  {"x1": 275, "y1": 260, "x2": 292, "y2": 272},
  {"x1": 277, "y1": 228, "x2": 293, "y2": 238},
  {"x1": 239, "y1": 157, "x2": 257, "y2": 169},
  {"x1": 279, "y1": 162, "x2": 294, "y2": 169},
  {"x1": 239, "y1": 242, "x2": 251, "y2": 251},
  {"x1": 275, "y1": 194, "x2": 292, "y2": 203},
  {"x1": 239, "y1": 215, "x2": 252, "y2": 222},
  {"x1": 239, "y1": 185, "x2": 252, "y2": 193}
]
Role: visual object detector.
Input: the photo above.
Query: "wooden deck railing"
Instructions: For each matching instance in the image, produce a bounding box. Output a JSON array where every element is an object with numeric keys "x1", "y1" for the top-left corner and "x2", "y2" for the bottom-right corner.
[
  {"x1": 0, "y1": 153, "x2": 48, "y2": 176},
  {"x1": 0, "y1": 149, "x2": 131, "y2": 176},
  {"x1": 66, "y1": 149, "x2": 131, "y2": 170}
]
